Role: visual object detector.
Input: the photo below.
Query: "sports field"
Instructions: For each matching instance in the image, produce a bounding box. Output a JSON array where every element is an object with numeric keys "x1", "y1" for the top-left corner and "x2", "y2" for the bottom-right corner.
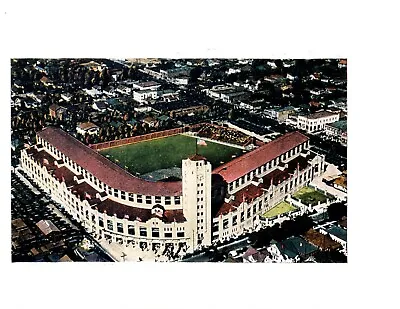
[
  {"x1": 99, "y1": 134, "x2": 244, "y2": 175},
  {"x1": 262, "y1": 201, "x2": 297, "y2": 218},
  {"x1": 293, "y1": 186, "x2": 331, "y2": 206}
]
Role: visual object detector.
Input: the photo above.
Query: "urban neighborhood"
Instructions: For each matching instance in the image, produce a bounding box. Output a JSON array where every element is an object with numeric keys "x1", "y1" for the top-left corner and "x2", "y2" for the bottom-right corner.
[{"x1": 11, "y1": 58, "x2": 347, "y2": 263}]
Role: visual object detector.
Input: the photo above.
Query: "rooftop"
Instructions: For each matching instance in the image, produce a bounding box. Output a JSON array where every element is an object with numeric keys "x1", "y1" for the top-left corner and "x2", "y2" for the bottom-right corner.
[
  {"x1": 37, "y1": 127, "x2": 182, "y2": 196},
  {"x1": 77, "y1": 122, "x2": 99, "y2": 130},
  {"x1": 36, "y1": 220, "x2": 60, "y2": 236},
  {"x1": 303, "y1": 111, "x2": 338, "y2": 120},
  {"x1": 326, "y1": 225, "x2": 347, "y2": 242},
  {"x1": 213, "y1": 131, "x2": 309, "y2": 183},
  {"x1": 95, "y1": 198, "x2": 186, "y2": 223},
  {"x1": 327, "y1": 120, "x2": 347, "y2": 132}
]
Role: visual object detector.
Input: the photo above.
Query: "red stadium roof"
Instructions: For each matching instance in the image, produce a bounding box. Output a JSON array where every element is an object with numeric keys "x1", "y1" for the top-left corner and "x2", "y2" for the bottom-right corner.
[
  {"x1": 95, "y1": 199, "x2": 186, "y2": 223},
  {"x1": 212, "y1": 131, "x2": 309, "y2": 183},
  {"x1": 37, "y1": 127, "x2": 182, "y2": 196}
]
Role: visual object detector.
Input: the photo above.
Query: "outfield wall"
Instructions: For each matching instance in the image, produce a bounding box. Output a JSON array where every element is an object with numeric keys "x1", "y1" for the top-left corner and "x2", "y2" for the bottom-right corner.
[
  {"x1": 88, "y1": 122, "x2": 257, "y2": 151},
  {"x1": 89, "y1": 127, "x2": 191, "y2": 151}
]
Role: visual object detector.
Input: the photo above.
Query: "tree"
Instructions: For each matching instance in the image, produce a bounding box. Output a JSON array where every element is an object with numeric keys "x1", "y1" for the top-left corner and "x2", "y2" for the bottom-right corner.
[
  {"x1": 189, "y1": 67, "x2": 202, "y2": 83},
  {"x1": 327, "y1": 202, "x2": 347, "y2": 221}
]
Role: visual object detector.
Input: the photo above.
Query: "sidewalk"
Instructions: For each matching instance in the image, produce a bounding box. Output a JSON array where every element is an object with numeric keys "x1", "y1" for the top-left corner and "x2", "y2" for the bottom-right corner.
[{"x1": 97, "y1": 239, "x2": 171, "y2": 262}]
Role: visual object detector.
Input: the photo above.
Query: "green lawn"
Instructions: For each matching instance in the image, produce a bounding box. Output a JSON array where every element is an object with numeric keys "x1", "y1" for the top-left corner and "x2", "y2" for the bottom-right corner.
[
  {"x1": 262, "y1": 201, "x2": 297, "y2": 218},
  {"x1": 99, "y1": 134, "x2": 243, "y2": 175},
  {"x1": 293, "y1": 186, "x2": 330, "y2": 206}
]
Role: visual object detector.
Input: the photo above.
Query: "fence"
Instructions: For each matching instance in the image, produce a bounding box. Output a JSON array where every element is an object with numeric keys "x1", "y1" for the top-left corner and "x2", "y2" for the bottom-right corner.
[
  {"x1": 89, "y1": 126, "x2": 191, "y2": 151},
  {"x1": 89, "y1": 122, "x2": 254, "y2": 151}
]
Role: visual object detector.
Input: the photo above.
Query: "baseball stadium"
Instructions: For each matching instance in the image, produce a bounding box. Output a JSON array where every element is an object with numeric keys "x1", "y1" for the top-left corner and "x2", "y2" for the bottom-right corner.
[{"x1": 20, "y1": 122, "x2": 326, "y2": 261}]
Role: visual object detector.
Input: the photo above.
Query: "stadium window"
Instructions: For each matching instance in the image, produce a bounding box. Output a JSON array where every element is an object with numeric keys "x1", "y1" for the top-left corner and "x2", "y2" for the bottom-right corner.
[
  {"x1": 91, "y1": 215, "x2": 96, "y2": 223},
  {"x1": 177, "y1": 232, "x2": 184, "y2": 238},
  {"x1": 128, "y1": 225, "x2": 135, "y2": 235},
  {"x1": 174, "y1": 196, "x2": 180, "y2": 205},
  {"x1": 155, "y1": 196, "x2": 161, "y2": 203},
  {"x1": 137, "y1": 195, "x2": 143, "y2": 203},
  {"x1": 240, "y1": 212, "x2": 244, "y2": 222},
  {"x1": 232, "y1": 215, "x2": 237, "y2": 226},
  {"x1": 117, "y1": 222, "x2": 124, "y2": 233},
  {"x1": 270, "y1": 193, "x2": 273, "y2": 199},
  {"x1": 129, "y1": 193, "x2": 134, "y2": 202},
  {"x1": 229, "y1": 183, "x2": 233, "y2": 191},
  {"x1": 107, "y1": 220, "x2": 113, "y2": 231},
  {"x1": 139, "y1": 227, "x2": 147, "y2": 237},
  {"x1": 108, "y1": 188, "x2": 112, "y2": 195},
  {"x1": 165, "y1": 232, "x2": 172, "y2": 238},
  {"x1": 165, "y1": 197, "x2": 171, "y2": 205},
  {"x1": 146, "y1": 196, "x2": 152, "y2": 204},
  {"x1": 253, "y1": 204, "x2": 257, "y2": 214},
  {"x1": 247, "y1": 208, "x2": 251, "y2": 219},
  {"x1": 114, "y1": 190, "x2": 118, "y2": 198},
  {"x1": 121, "y1": 191, "x2": 126, "y2": 199},
  {"x1": 152, "y1": 228, "x2": 160, "y2": 238}
]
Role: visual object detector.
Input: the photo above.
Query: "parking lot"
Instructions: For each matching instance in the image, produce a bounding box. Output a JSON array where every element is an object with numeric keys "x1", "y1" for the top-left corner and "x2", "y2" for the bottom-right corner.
[{"x1": 11, "y1": 170, "x2": 113, "y2": 262}]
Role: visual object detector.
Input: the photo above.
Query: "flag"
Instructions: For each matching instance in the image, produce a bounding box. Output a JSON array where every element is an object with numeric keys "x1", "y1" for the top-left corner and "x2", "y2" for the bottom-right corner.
[{"x1": 197, "y1": 139, "x2": 207, "y2": 146}]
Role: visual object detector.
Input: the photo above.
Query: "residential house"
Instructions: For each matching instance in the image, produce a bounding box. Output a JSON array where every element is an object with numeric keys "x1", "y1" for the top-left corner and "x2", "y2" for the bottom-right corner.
[
  {"x1": 36, "y1": 219, "x2": 60, "y2": 236},
  {"x1": 116, "y1": 85, "x2": 132, "y2": 96},
  {"x1": 303, "y1": 229, "x2": 341, "y2": 251},
  {"x1": 325, "y1": 120, "x2": 347, "y2": 145},
  {"x1": 267, "y1": 237, "x2": 318, "y2": 262},
  {"x1": 132, "y1": 81, "x2": 161, "y2": 91},
  {"x1": 76, "y1": 122, "x2": 100, "y2": 136},
  {"x1": 92, "y1": 100, "x2": 108, "y2": 112},
  {"x1": 242, "y1": 246, "x2": 268, "y2": 263},
  {"x1": 40, "y1": 76, "x2": 54, "y2": 87},
  {"x1": 49, "y1": 104, "x2": 68, "y2": 120},
  {"x1": 338, "y1": 59, "x2": 347, "y2": 68},
  {"x1": 133, "y1": 89, "x2": 159, "y2": 103},
  {"x1": 142, "y1": 116, "x2": 158, "y2": 127},
  {"x1": 61, "y1": 93, "x2": 73, "y2": 102},
  {"x1": 325, "y1": 225, "x2": 347, "y2": 254},
  {"x1": 84, "y1": 87, "x2": 102, "y2": 97}
]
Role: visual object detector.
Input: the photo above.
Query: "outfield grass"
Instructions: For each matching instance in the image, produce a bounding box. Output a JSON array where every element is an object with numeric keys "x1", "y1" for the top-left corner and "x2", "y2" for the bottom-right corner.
[
  {"x1": 293, "y1": 186, "x2": 330, "y2": 206},
  {"x1": 262, "y1": 201, "x2": 297, "y2": 218},
  {"x1": 99, "y1": 134, "x2": 243, "y2": 175}
]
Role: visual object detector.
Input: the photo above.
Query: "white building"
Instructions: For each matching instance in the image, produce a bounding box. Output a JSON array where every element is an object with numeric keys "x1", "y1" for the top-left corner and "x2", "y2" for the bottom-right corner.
[
  {"x1": 133, "y1": 89, "x2": 159, "y2": 103},
  {"x1": 20, "y1": 127, "x2": 325, "y2": 259},
  {"x1": 297, "y1": 111, "x2": 340, "y2": 133},
  {"x1": 132, "y1": 81, "x2": 161, "y2": 91},
  {"x1": 76, "y1": 122, "x2": 100, "y2": 136}
]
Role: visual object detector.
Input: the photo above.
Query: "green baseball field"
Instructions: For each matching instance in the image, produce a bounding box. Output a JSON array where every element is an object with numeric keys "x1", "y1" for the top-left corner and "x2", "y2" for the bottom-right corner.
[{"x1": 99, "y1": 134, "x2": 244, "y2": 176}]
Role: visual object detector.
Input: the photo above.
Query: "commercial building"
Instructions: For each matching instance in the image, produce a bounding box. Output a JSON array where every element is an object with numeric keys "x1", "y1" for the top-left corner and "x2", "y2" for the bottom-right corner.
[
  {"x1": 20, "y1": 127, "x2": 325, "y2": 257},
  {"x1": 297, "y1": 111, "x2": 340, "y2": 133}
]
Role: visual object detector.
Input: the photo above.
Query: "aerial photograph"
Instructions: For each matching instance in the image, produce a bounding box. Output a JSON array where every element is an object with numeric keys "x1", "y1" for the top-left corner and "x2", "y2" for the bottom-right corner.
[{"x1": 10, "y1": 58, "x2": 347, "y2": 262}]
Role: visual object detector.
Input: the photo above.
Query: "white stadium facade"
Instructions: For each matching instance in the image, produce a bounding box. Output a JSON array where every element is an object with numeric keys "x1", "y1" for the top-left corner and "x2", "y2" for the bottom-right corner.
[{"x1": 20, "y1": 127, "x2": 326, "y2": 257}]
